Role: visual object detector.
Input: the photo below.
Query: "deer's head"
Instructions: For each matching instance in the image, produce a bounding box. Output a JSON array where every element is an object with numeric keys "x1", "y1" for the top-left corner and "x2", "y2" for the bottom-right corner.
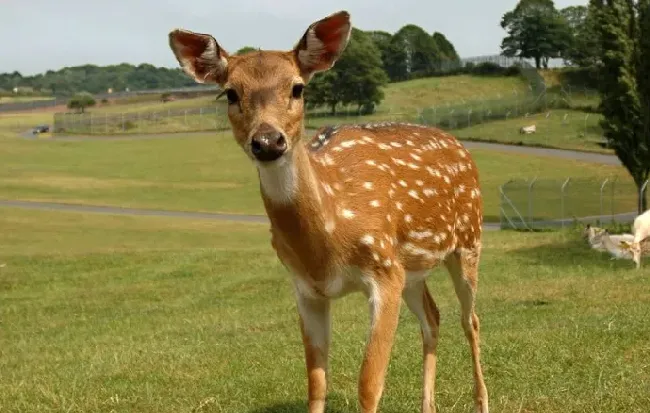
[{"x1": 168, "y1": 11, "x2": 351, "y2": 164}]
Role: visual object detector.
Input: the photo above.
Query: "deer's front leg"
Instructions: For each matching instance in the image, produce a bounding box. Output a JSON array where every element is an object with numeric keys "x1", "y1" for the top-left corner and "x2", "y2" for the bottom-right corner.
[
  {"x1": 358, "y1": 271, "x2": 404, "y2": 413},
  {"x1": 295, "y1": 287, "x2": 331, "y2": 413}
]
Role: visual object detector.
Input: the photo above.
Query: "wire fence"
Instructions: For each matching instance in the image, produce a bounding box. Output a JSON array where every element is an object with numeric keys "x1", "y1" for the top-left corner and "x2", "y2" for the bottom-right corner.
[
  {"x1": 53, "y1": 106, "x2": 229, "y2": 135},
  {"x1": 500, "y1": 177, "x2": 649, "y2": 230},
  {"x1": 50, "y1": 87, "x2": 601, "y2": 137}
]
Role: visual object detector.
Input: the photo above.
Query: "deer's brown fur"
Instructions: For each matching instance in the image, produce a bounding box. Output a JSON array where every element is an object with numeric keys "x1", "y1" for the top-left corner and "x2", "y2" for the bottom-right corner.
[{"x1": 169, "y1": 11, "x2": 488, "y2": 413}]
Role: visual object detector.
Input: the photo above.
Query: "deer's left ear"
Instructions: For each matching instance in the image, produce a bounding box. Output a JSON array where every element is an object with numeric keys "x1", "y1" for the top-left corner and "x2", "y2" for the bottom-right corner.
[
  {"x1": 169, "y1": 29, "x2": 229, "y2": 85},
  {"x1": 293, "y1": 10, "x2": 352, "y2": 81}
]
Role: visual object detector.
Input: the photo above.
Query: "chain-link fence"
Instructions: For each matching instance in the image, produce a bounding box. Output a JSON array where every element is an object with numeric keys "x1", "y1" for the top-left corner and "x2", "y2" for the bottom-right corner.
[
  {"x1": 500, "y1": 177, "x2": 649, "y2": 230},
  {"x1": 53, "y1": 106, "x2": 229, "y2": 135}
]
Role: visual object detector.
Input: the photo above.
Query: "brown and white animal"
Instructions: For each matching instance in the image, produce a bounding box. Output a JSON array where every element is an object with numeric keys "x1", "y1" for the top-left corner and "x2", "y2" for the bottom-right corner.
[
  {"x1": 168, "y1": 11, "x2": 488, "y2": 413},
  {"x1": 631, "y1": 209, "x2": 650, "y2": 269}
]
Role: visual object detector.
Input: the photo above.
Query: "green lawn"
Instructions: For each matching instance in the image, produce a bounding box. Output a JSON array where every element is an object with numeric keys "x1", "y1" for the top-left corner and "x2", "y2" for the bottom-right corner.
[
  {"x1": 0, "y1": 131, "x2": 630, "y2": 223},
  {"x1": 1, "y1": 208, "x2": 649, "y2": 412},
  {"x1": 453, "y1": 109, "x2": 607, "y2": 153}
]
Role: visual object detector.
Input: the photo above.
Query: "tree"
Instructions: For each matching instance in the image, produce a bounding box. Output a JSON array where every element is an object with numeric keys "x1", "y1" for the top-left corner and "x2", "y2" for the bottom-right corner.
[
  {"x1": 368, "y1": 31, "x2": 408, "y2": 82},
  {"x1": 432, "y1": 32, "x2": 460, "y2": 62},
  {"x1": 67, "y1": 92, "x2": 96, "y2": 113},
  {"x1": 560, "y1": 5, "x2": 601, "y2": 67},
  {"x1": 500, "y1": 0, "x2": 572, "y2": 68},
  {"x1": 305, "y1": 29, "x2": 388, "y2": 114},
  {"x1": 592, "y1": 0, "x2": 650, "y2": 211},
  {"x1": 235, "y1": 46, "x2": 258, "y2": 55},
  {"x1": 393, "y1": 25, "x2": 443, "y2": 77}
]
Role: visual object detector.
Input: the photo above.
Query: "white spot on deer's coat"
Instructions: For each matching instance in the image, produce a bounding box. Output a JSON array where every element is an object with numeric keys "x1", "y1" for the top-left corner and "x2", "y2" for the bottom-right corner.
[
  {"x1": 409, "y1": 230, "x2": 433, "y2": 240},
  {"x1": 363, "y1": 182, "x2": 373, "y2": 190},
  {"x1": 405, "y1": 214, "x2": 413, "y2": 223},
  {"x1": 408, "y1": 190, "x2": 420, "y2": 200},
  {"x1": 341, "y1": 209, "x2": 355, "y2": 219},
  {"x1": 370, "y1": 200, "x2": 380, "y2": 207},
  {"x1": 365, "y1": 160, "x2": 376, "y2": 166},
  {"x1": 378, "y1": 143, "x2": 391, "y2": 150},
  {"x1": 390, "y1": 142, "x2": 402, "y2": 148},
  {"x1": 399, "y1": 180, "x2": 408, "y2": 187},
  {"x1": 396, "y1": 202, "x2": 403, "y2": 211},
  {"x1": 340, "y1": 140, "x2": 356, "y2": 148},
  {"x1": 415, "y1": 180, "x2": 424, "y2": 186},
  {"x1": 360, "y1": 234, "x2": 375, "y2": 246}
]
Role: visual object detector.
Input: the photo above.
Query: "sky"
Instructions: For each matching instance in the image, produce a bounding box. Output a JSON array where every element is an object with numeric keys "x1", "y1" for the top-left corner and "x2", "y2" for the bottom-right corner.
[{"x1": 0, "y1": 0, "x2": 588, "y2": 75}]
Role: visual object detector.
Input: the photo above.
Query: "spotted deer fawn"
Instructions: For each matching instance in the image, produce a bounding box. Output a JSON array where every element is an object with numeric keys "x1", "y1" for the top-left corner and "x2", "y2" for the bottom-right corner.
[{"x1": 169, "y1": 10, "x2": 488, "y2": 413}]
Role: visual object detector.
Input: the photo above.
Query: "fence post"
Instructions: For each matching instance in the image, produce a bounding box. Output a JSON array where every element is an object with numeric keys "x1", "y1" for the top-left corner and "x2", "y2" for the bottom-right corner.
[
  {"x1": 528, "y1": 177, "x2": 537, "y2": 228},
  {"x1": 561, "y1": 178, "x2": 571, "y2": 228},
  {"x1": 600, "y1": 178, "x2": 609, "y2": 220},
  {"x1": 640, "y1": 179, "x2": 649, "y2": 214},
  {"x1": 121, "y1": 113, "x2": 125, "y2": 132}
]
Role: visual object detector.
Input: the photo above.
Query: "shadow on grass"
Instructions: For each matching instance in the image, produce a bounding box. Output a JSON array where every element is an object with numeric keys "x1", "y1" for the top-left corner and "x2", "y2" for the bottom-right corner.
[
  {"x1": 248, "y1": 394, "x2": 351, "y2": 413},
  {"x1": 508, "y1": 232, "x2": 636, "y2": 270}
]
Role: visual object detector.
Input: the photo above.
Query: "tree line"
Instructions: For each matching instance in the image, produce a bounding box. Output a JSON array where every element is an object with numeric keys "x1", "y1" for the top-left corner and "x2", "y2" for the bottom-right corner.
[{"x1": 0, "y1": 63, "x2": 196, "y2": 97}]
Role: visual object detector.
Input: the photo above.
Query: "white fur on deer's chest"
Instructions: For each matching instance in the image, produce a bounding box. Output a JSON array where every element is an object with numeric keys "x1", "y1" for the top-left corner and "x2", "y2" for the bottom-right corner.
[{"x1": 293, "y1": 266, "x2": 365, "y2": 300}]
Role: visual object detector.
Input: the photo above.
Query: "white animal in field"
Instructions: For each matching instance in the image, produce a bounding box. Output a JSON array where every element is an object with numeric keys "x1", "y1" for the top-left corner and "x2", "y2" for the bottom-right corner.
[
  {"x1": 583, "y1": 224, "x2": 635, "y2": 252},
  {"x1": 599, "y1": 230, "x2": 634, "y2": 260},
  {"x1": 631, "y1": 209, "x2": 650, "y2": 269},
  {"x1": 519, "y1": 124, "x2": 536, "y2": 134}
]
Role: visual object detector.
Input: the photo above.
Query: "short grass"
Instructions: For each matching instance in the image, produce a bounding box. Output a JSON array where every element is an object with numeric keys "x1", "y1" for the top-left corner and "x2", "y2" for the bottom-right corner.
[
  {"x1": 1, "y1": 208, "x2": 649, "y2": 412},
  {"x1": 0, "y1": 131, "x2": 630, "y2": 223},
  {"x1": 453, "y1": 109, "x2": 607, "y2": 153},
  {"x1": 0, "y1": 96, "x2": 53, "y2": 103},
  {"x1": 0, "y1": 111, "x2": 54, "y2": 135}
]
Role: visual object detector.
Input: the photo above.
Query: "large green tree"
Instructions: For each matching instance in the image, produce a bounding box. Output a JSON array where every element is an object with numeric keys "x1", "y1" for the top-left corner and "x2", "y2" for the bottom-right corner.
[
  {"x1": 500, "y1": 0, "x2": 572, "y2": 68},
  {"x1": 67, "y1": 91, "x2": 96, "y2": 113},
  {"x1": 560, "y1": 5, "x2": 601, "y2": 67},
  {"x1": 393, "y1": 25, "x2": 443, "y2": 77},
  {"x1": 305, "y1": 29, "x2": 388, "y2": 114},
  {"x1": 368, "y1": 30, "x2": 408, "y2": 82},
  {"x1": 592, "y1": 0, "x2": 650, "y2": 211}
]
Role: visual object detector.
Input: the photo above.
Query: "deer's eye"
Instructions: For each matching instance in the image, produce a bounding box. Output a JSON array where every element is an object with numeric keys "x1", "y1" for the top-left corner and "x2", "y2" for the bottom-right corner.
[
  {"x1": 226, "y1": 89, "x2": 239, "y2": 105},
  {"x1": 292, "y1": 84, "x2": 304, "y2": 99}
]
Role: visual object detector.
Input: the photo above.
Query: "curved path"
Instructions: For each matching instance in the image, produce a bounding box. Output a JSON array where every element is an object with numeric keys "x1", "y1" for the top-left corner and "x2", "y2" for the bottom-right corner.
[{"x1": 6, "y1": 129, "x2": 621, "y2": 230}]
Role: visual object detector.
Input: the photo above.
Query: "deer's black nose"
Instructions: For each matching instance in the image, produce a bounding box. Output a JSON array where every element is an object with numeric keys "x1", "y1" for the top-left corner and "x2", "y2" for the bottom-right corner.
[{"x1": 251, "y1": 129, "x2": 287, "y2": 162}]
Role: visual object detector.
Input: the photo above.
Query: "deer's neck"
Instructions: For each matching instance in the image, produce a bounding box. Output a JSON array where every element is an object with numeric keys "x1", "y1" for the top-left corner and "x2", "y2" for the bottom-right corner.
[{"x1": 257, "y1": 142, "x2": 336, "y2": 244}]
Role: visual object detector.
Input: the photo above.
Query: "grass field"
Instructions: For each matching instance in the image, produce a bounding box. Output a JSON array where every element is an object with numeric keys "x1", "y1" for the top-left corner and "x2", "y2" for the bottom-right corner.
[
  {"x1": 0, "y1": 131, "x2": 631, "y2": 223},
  {"x1": 453, "y1": 109, "x2": 606, "y2": 153},
  {"x1": 1, "y1": 207, "x2": 649, "y2": 412},
  {"x1": 0, "y1": 96, "x2": 54, "y2": 103}
]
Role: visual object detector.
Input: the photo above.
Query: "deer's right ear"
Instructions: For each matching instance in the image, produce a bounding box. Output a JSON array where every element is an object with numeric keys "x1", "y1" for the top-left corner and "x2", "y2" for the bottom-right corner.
[
  {"x1": 293, "y1": 10, "x2": 351, "y2": 81},
  {"x1": 168, "y1": 29, "x2": 229, "y2": 85}
]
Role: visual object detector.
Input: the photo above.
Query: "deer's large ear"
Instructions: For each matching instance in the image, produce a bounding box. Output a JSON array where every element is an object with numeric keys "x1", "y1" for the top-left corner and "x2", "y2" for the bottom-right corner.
[
  {"x1": 168, "y1": 29, "x2": 229, "y2": 85},
  {"x1": 293, "y1": 11, "x2": 351, "y2": 80}
]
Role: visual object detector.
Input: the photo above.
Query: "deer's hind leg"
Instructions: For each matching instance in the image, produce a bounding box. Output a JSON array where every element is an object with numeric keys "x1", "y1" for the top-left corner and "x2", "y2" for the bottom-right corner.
[
  {"x1": 444, "y1": 247, "x2": 489, "y2": 413},
  {"x1": 402, "y1": 274, "x2": 440, "y2": 413}
]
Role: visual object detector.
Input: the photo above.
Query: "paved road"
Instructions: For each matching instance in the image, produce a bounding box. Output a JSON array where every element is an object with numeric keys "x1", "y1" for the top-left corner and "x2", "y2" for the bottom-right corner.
[{"x1": 0, "y1": 199, "x2": 500, "y2": 232}]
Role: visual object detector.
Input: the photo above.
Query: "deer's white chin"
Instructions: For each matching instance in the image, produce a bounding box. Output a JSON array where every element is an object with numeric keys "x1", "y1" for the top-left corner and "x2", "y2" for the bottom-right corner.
[{"x1": 256, "y1": 153, "x2": 297, "y2": 204}]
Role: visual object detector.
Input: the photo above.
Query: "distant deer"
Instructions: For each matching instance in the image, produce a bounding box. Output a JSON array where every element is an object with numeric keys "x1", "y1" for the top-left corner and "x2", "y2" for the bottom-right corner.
[{"x1": 169, "y1": 11, "x2": 488, "y2": 413}]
